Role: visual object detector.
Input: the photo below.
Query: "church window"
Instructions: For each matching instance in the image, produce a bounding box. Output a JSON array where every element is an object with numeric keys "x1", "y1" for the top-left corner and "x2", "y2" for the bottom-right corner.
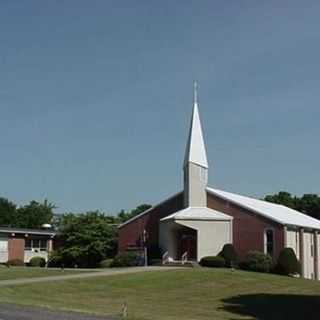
[{"x1": 264, "y1": 228, "x2": 274, "y2": 257}]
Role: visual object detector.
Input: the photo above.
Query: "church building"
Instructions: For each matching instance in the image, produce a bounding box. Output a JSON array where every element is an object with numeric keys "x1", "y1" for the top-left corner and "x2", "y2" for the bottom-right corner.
[{"x1": 118, "y1": 84, "x2": 320, "y2": 280}]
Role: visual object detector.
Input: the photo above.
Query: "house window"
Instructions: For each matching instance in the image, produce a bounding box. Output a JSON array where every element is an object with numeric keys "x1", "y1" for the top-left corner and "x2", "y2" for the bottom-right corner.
[
  {"x1": 25, "y1": 239, "x2": 48, "y2": 251},
  {"x1": 264, "y1": 229, "x2": 274, "y2": 257}
]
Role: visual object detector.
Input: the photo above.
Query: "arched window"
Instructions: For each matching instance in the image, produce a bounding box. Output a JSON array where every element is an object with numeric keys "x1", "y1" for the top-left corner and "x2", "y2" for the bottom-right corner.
[{"x1": 264, "y1": 228, "x2": 275, "y2": 257}]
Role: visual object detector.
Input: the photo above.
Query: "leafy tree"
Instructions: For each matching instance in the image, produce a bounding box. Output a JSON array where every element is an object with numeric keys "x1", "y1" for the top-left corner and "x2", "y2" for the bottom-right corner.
[
  {"x1": 264, "y1": 192, "x2": 298, "y2": 209},
  {"x1": 57, "y1": 211, "x2": 118, "y2": 268},
  {"x1": 15, "y1": 199, "x2": 55, "y2": 229},
  {"x1": 264, "y1": 192, "x2": 320, "y2": 220},
  {"x1": 118, "y1": 204, "x2": 152, "y2": 223},
  {"x1": 0, "y1": 197, "x2": 17, "y2": 227}
]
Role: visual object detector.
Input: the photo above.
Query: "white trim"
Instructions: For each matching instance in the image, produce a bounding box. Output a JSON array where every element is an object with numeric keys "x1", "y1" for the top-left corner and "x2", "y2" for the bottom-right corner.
[{"x1": 118, "y1": 191, "x2": 183, "y2": 228}]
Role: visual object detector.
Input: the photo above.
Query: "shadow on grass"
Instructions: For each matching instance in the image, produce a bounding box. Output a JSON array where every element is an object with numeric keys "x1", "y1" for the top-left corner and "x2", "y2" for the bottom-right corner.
[{"x1": 221, "y1": 294, "x2": 320, "y2": 320}]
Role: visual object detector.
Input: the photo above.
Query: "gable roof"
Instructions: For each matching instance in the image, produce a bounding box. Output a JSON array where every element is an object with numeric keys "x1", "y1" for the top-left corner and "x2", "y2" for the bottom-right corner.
[
  {"x1": 0, "y1": 226, "x2": 57, "y2": 236},
  {"x1": 160, "y1": 206, "x2": 233, "y2": 222},
  {"x1": 118, "y1": 191, "x2": 183, "y2": 228},
  {"x1": 207, "y1": 187, "x2": 320, "y2": 230},
  {"x1": 183, "y1": 85, "x2": 208, "y2": 169}
]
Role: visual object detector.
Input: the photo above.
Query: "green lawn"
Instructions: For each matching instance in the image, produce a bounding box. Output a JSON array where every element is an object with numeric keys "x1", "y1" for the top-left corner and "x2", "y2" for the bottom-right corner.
[
  {"x1": 0, "y1": 268, "x2": 320, "y2": 319},
  {"x1": 0, "y1": 266, "x2": 85, "y2": 280}
]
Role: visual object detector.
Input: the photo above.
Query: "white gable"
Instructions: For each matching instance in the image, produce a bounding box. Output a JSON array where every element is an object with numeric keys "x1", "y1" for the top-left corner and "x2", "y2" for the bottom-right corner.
[
  {"x1": 161, "y1": 206, "x2": 232, "y2": 221},
  {"x1": 207, "y1": 187, "x2": 320, "y2": 230}
]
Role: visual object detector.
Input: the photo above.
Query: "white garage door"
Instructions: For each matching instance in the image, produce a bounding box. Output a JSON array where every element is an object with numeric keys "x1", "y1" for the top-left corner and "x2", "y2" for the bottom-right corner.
[{"x1": 0, "y1": 237, "x2": 8, "y2": 263}]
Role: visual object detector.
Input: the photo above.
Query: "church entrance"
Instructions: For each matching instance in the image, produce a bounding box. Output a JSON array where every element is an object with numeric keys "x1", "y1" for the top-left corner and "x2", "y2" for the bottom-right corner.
[{"x1": 178, "y1": 228, "x2": 197, "y2": 260}]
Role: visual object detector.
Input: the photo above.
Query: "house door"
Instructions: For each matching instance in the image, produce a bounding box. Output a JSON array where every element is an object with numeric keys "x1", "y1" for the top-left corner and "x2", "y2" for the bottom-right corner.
[{"x1": 180, "y1": 233, "x2": 197, "y2": 260}]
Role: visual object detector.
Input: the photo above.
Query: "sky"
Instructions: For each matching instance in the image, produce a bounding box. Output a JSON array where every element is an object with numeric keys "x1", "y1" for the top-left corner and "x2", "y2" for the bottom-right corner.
[{"x1": 0, "y1": 1, "x2": 319, "y2": 214}]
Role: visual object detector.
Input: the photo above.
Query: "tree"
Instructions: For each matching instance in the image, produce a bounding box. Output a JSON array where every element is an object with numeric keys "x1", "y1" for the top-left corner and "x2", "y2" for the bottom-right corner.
[
  {"x1": 264, "y1": 192, "x2": 320, "y2": 220},
  {"x1": 57, "y1": 211, "x2": 118, "y2": 267},
  {"x1": 15, "y1": 199, "x2": 55, "y2": 229},
  {"x1": 118, "y1": 204, "x2": 152, "y2": 223},
  {"x1": 0, "y1": 198, "x2": 17, "y2": 227},
  {"x1": 264, "y1": 192, "x2": 298, "y2": 209}
]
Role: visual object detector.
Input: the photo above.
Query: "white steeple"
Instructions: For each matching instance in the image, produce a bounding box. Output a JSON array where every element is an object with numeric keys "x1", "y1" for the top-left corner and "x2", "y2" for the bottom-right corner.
[
  {"x1": 184, "y1": 81, "x2": 208, "y2": 169},
  {"x1": 183, "y1": 82, "x2": 209, "y2": 208}
]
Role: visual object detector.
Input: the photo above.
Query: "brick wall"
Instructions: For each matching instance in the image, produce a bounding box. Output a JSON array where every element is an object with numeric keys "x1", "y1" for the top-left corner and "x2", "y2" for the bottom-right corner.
[
  {"x1": 207, "y1": 192, "x2": 284, "y2": 260},
  {"x1": 8, "y1": 238, "x2": 25, "y2": 261},
  {"x1": 118, "y1": 192, "x2": 184, "y2": 252}
]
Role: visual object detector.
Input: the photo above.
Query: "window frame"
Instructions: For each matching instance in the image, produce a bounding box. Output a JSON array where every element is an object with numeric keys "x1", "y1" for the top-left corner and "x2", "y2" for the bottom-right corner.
[
  {"x1": 264, "y1": 228, "x2": 275, "y2": 257},
  {"x1": 24, "y1": 239, "x2": 48, "y2": 252}
]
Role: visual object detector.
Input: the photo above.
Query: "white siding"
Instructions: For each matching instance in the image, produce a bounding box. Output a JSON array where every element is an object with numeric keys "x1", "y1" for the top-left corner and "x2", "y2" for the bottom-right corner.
[
  {"x1": 303, "y1": 231, "x2": 314, "y2": 279},
  {"x1": 0, "y1": 237, "x2": 8, "y2": 263},
  {"x1": 24, "y1": 250, "x2": 48, "y2": 263},
  {"x1": 317, "y1": 233, "x2": 320, "y2": 280},
  {"x1": 286, "y1": 229, "x2": 300, "y2": 259},
  {"x1": 177, "y1": 220, "x2": 232, "y2": 260}
]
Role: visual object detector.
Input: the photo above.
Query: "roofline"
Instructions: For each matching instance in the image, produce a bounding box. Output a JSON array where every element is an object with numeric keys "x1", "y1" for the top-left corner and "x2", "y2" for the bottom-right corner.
[
  {"x1": 0, "y1": 227, "x2": 57, "y2": 236},
  {"x1": 206, "y1": 187, "x2": 320, "y2": 230},
  {"x1": 161, "y1": 217, "x2": 233, "y2": 222},
  {"x1": 118, "y1": 191, "x2": 183, "y2": 228},
  {"x1": 206, "y1": 187, "x2": 286, "y2": 226}
]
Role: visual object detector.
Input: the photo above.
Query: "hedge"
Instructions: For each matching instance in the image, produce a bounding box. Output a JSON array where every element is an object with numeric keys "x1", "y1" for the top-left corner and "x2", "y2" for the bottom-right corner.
[
  {"x1": 219, "y1": 244, "x2": 238, "y2": 267},
  {"x1": 29, "y1": 256, "x2": 46, "y2": 268},
  {"x1": 200, "y1": 256, "x2": 225, "y2": 268},
  {"x1": 240, "y1": 251, "x2": 273, "y2": 273},
  {"x1": 274, "y1": 247, "x2": 300, "y2": 276}
]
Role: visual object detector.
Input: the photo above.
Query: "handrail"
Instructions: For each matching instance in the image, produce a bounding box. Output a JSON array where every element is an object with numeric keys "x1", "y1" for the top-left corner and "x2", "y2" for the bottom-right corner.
[
  {"x1": 181, "y1": 251, "x2": 188, "y2": 265},
  {"x1": 162, "y1": 251, "x2": 169, "y2": 265}
]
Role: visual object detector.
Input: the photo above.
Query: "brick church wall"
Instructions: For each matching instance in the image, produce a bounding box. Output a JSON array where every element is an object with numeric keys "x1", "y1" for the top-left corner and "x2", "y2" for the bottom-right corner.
[
  {"x1": 118, "y1": 192, "x2": 184, "y2": 252},
  {"x1": 207, "y1": 192, "x2": 284, "y2": 260}
]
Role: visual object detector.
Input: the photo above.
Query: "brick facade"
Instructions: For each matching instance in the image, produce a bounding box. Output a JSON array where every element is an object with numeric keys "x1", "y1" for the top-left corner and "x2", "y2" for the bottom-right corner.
[
  {"x1": 118, "y1": 192, "x2": 184, "y2": 252},
  {"x1": 8, "y1": 237, "x2": 25, "y2": 261},
  {"x1": 207, "y1": 191, "x2": 284, "y2": 260},
  {"x1": 118, "y1": 190, "x2": 285, "y2": 261}
]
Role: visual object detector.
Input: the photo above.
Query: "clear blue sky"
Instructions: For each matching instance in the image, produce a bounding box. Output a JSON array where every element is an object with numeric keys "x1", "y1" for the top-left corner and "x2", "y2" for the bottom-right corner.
[{"x1": 1, "y1": 1, "x2": 319, "y2": 214}]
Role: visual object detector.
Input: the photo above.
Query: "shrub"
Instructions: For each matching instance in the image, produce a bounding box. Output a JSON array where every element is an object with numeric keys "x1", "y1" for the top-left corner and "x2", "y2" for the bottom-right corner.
[
  {"x1": 110, "y1": 252, "x2": 139, "y2": 267},
  {"x1": 47, "y1": 251, "x2": 63, "y2": 268},
  {"x1": 29, "y1": 256, "x2": 46, "y2": 268},
  {"x1": 99, "y1": 259, "x2": 113, "y2": 268},
  {"x1": 6, "y1": 259, "x2": 24, "y2": 266},
  {"x1": 240, "y1": 251, "x2": 273, "y2": 273},
  {"x1": 200, "y1": 256, "x2": 225, "y2": 268},
  {"x1": 219, "y1": 244, "x2": 238, "y2": 267},
  {"x1": 274, "y1": 247, "x2": 300, "y2": 276}
]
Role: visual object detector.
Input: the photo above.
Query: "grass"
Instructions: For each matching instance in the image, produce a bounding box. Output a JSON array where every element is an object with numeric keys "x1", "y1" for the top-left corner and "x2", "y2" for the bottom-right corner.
[
  {"x1": 0, "y1": 266, "x2": 86, "y2": 280},
  {"x1": 0, "y1": 268, "x2": 320, "y2": 319}
]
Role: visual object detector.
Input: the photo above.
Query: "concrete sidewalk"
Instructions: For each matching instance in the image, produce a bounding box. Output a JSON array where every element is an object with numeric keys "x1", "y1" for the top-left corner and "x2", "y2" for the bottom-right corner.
[{"x1": 0, "y1": 266, "x2": 183, "y2": 287}]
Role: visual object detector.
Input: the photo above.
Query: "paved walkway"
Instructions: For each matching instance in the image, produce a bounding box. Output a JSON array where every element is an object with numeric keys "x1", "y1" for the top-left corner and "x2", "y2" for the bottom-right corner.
[
  {"x1": 0, "y1": 303, "x2": 115, "y2": 320},
  {"x1": 0, "y1": 266, "x2": 182, "y2": 287}
]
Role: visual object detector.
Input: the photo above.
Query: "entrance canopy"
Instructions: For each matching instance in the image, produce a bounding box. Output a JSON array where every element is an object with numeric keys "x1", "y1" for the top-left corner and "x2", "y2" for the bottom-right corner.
[
  {"x1": 160, "y1": 207, "x2": 232, "y2": 222},
  {"x1": 160, "y1": 207, "x2": 233, "y2": 262}
]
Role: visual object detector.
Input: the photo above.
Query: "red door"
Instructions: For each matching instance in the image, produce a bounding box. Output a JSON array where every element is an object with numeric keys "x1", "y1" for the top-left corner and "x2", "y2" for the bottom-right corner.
[{"x1": 181, "y1": 234, "x2": 197, "y2": 260}]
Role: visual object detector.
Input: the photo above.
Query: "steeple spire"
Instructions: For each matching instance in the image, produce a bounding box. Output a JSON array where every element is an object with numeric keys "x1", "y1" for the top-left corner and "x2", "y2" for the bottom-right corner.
[
  {"x1": 184, "y1": 82, "x2": 208, "y2": 169},
  {"x1": 194, "y1": 80, "x2": 198, "y2": 105}
]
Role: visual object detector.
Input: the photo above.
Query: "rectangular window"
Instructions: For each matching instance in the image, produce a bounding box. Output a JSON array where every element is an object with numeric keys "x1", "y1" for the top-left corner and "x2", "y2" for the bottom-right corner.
[
  {"x1": 40, "y1": 240, "x2": 47, "y2": 251},
  {"x1": 265, "y1": 229, "x2": 274, "y2": 257},
  {"x1": 25, "y1": 239, "x2": 32, "y2": 250},
  {"x1": 25, "y1": 239, "x2": 48, "y2": 251}
]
